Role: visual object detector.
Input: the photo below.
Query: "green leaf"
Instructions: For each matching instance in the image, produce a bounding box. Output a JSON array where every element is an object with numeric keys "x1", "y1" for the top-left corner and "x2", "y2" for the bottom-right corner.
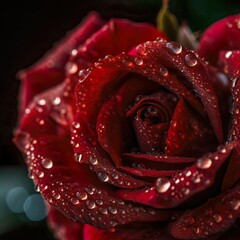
[{"x1": 157, "y1": 0, "x2": 179, "y2": 40}]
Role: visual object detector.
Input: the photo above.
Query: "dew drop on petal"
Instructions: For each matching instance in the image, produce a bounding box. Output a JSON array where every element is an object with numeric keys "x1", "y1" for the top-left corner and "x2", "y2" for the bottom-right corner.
[
  {"x1": 165, "y1": 42, "x2": 182, "y2": 55},
  {"x1": 184, "y1": 53, "x2": 198, "y2": 67},
  {"x1": 53, "y1": 193, "x2": 61, "y2": 200},
  {"x1": 196, "y1": 157, "x2": 212, "y2": 169},
  {"x1": 110, "y1": 221, "x2": 117, "y2": 227},
  {"x1": 52, "y1": 97, "x2": 61, "y2": 105},
  {"x1": 213, "y1": 214, "x2": 222, "y2": 223},
  {"x1": 89, "y1": 157, "x2": 98, "y2": 165},
  {"x1": 108, "y1": 207, "x2": 117, "y2": 214},
  {"x1": 70, "y1": 197, "x2": 80, "y2": 205},
  {"x1": 225, "y1": 51, "x2": 232, "y2": 59},
  {"x1": 41, "y1": 158, "x2": 53, "y2": 169},
  {"x1": 98, "y1": 172, "x2": 109, "y2": 182},
  {"x1": 36, "y1": 170, "x2": 44, "y2": 178},
  {"x1": 217, "y1": 145, "x2": 227, "y2": 153},
  {"x1": 134, "y1": 57, "x2": 143, "y2": 66},
  {"x1": 230, "y1": 199, "x2": 240, "y2": 210},
  {"x1": 74, "y1": 153, "x2": 82, "y2": 163},
  {"x1": 155, "y1": 178, "x2": 171, "y2": 193},
  {"x1": 73, "y1": 122, "x2": 80, "y2": 129},
  {"x1": 99, "y1": 208, "x2": 108, "y2": 215},
  {"x1": 37, "y1": 99, "x2": 46, "y2": 106},
  {"x1": 76, "y1": 191, "x2": 88, "y2": 201},
  {"x1": 66, "y1": 62, "x2": 78, "y2": 74},
  {"x1": 86, "y1": 200, "x2": 96, "y2": 209},
  {"x1": 159, "y1": 67, "x2": 168, "y2": 77}
]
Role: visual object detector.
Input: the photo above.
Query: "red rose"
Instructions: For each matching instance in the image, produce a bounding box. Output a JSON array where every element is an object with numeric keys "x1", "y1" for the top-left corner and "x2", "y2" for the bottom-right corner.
[{"x1": 14, "y1": 12, "x2": 240, "y2": 240}]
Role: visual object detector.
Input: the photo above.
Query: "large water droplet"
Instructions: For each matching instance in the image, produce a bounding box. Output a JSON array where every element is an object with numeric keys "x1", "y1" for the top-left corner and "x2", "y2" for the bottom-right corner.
[
  {"x1": 98, "y1": 172, "x2": 109, "y2": 182},
  {"x1": 134, "y1": 57, "x2": 143, "y2": 66},
  {"x1": 73, "y1": 122, "x2": 80, "y2": 129},
  {"x1": 196, "y1": 157, "x2": 212, "y2": 169},
  {"x1": 76, "y1": 191, "x2": 88, "y2": 201},
  {"x1": 108, "y1": 207, "x2": 117, "y2": 214},
  {"x1": 165, "y1": 42, "x2": 182, "y2": 55},
  {"x1": 230, "y1": 199, "x2": 240, "y2": 210},
  {"x1": 41, "y1": 158, "x2": 53, "y2": 169},
  {"x1": 52, "y1": 97, "x2": 61, "y2": 106},
  {"x1": 37, "y1": 99, "x2": 46, "y2": 106},
  {"x1": 66, "y1": 62, "x2": 78, "y2": 74},
  {"x1": 159, "y1": 67, "x2": 168, "y2": 77},
  {"x1": 184, "y1": 53, "x2": 198, "y2": 67},
  {"x1": 74, "y1": 153, "x2": 82, "y2": 163},
  {"x1": 89, "y1": 157, "x2": 98, "y2": 165},
  {"x1": 99, "y1": 207, "x2": 108, "y2": 215},
  {"x1": 110, "y1": 221, "x2": 117, "y2": 227},
  {"x1": 155, "y1": 178, "x2": 171, "y2": 193},
  {"x1": 53, "y1": 193, "x2": 61, "y2": 200},
  {"x1": 225, "y1": 51, "x2": 232, "y2": 59},
  {"x1": 70, "y1": 197, "x2": 80, "y2": 205},
  {"x1": 86, "y1": 200, "x2": 96, "y2": 209},
  {"x1": 36, "y1": 170, "x2": 44, "y2": 178},
  {"x1": 213, "y1": 214, "x2": 222, "y2": 223}
]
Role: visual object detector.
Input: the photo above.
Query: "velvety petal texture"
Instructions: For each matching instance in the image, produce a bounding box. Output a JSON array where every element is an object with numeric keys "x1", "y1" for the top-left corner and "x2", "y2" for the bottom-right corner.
[{"x1": 13, "y1": 11, "x2": 240, "y2": 240}]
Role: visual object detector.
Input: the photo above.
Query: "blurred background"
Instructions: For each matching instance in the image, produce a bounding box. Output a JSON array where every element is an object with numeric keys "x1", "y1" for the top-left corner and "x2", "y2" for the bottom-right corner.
[{"x1": 1, "y1": 0, "x2": 240, "y2": 239}]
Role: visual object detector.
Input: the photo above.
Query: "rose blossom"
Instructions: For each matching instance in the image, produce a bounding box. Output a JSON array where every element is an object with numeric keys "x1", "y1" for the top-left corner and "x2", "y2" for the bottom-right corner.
[{"x1": 13, "y1": 11, "x2": 240, "y2": 240}]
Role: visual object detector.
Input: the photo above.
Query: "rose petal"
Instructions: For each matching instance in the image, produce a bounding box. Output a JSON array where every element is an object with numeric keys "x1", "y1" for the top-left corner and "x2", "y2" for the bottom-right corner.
[
  {"x1": 96, "y1": 75, "x2": 158, "y2": 166},
  {"x1": 165, "y1": 98, "x2": 217, "y2": 157},
  {"x1": 83, "y1": 223, "x2": 176, "y2": 240},
  {"x1": 116, "y1": 142, "x2": 234, "y2": 209},
  {"x1": 222, "y1": 143, "x2": 240, "y2": 191},
  {"x1": 18, "y1": 12, "x2": 104, "y2": 115},
  {"x1": 168, "y1": 183, "x2": 240, "y2": 239},
  {"x1": 48, "y1": 206, "x2": 84, "y2": 240},
  {"x1": 141, "y1": 39, "x2": 223, "y2": 142},
  {"x1": 198, "y1": 14, "x2": 240, "y2": 65}
]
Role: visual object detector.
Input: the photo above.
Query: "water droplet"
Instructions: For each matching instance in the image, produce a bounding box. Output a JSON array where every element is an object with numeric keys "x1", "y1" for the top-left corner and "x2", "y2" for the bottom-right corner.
[
  {"x1": 89, "y1": 157, "x2": 98, "y2": 165},
  {"x1": 41, "y1": 158, "x2": 53, "y2": 169},
  {"x1": 98, "y1": 172, "x2": 109, "y2": 182},
  {"x1": 225, "y1": 51, "x2": 232, "y2": 59},
  {"x1": 76, "y1": 191, "x2": 88, "y2": 200},
  {"x1": 191, "y1": 175, "x2": 201, "y2": 184},
  {"x1": 134, "y1": 57, "x2": 143, "y2": 66},
  {"x1": 36, "y1": 170, "x2": 44, "y2": 178},
  {"x1": 85, "y1": 187, "x2": 95, "y2": 195},
  {"x1": 70, "y1": 197, "x2": 79, "y2": 205},
  {"x1": 38, "y1": 99, "x2": 46, "y2": 106},
  {"x1": 155, "y1": 178, "x2": 171, "y2": 193},
  {"x1": 182, "y1": 187, "x2": 190, "y2": 195},
  {"x1": 217, "y1": 145, "x2": 226, "y2": 153},
  {"x1": 73, "y1": 122, "x2": 80, "y2": 129},
  {"x1": 53, "y1": 193, "x2": 61, "y2": 200},
  {"x1": 35, "y1": 185, "x2": 40, "y2": 192},
  {"x1": 193, "y1": 227, "x2": 200, "y2": 234},
  {"x1": 184, "y1": 216, "x2": 195, "y2": 226},
  {"x1": 159, "y1": 67, "x2": 168, "y2": 77},
  {"x1": 185, "y1": 170, "x2": 192, "y2": 177},
  {"x1": 230, "y1": 199, "x2": 240, "y2": 210},
  {"x1": 71, "y1": 49, "x2": 78, "y2": 56},
  {"x1": 74, "y1": 153, "x2": 82, "y2": 163},
  {"x1": 185, "y1": 53, "x2": 198, "y2": 67},
  {"x1": 110, "y1": 221, "x2": 117, "y2": 227},
  {"x1": 108, "y1": 207, "x2": 117, "y2": 214},
  {"x1": 196, "y1": 157, "x2": 212, "y2": 169},
  {"x1": 86, "y1": 200, "x2": 96, "y2": 209},
  {"x1": 79, "y1": 69, "x2": 90, "y2": 82},
  {"x1": 213, "y1": 214, "x2": 222, "y2": 223},
  {"x1": 52, "y1": 97, "x2": 61, "y2": 105},
  {"x1": 96, "y1": 200, "x2": 103, "y2": 206},
  {"x1": 165, "y1": 42, "x2": 182, "y2": 55},
  {"x1": 99, "y1": 207, "x2": 108, "y2": 214},
  {"x1": 66, "y1": 62, "x2": 78, "y2": 74}
]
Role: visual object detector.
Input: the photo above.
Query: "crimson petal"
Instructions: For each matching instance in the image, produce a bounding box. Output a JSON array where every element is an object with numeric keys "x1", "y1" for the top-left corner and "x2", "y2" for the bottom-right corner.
[
  {"x1": 198, "y1": 14, "x2": 240, "y2": 65},
  {"x1": 141, "y1": 39, "x2": 223, "y2": 142},
  {"x1": 165, "y1": 98, "x2": 217, "y2": 157},
  {"x1": 116, "y1": 142, "x2": 234, "y2": 209},
  {"x1": 168, "y1": 183, "x2": 240, "y2": 239},
  {"x1": 48, "y1": 206, "x2": 84, "y2": 240},
  {"x1": 18, "y1": 12, "x2": 104, "y2": 115}
]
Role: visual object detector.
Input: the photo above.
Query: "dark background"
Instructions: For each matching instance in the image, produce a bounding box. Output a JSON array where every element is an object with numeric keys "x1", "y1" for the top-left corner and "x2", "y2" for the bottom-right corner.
[{"x1": 1, "y1": 0, "x2": 240, "y2": 239}]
